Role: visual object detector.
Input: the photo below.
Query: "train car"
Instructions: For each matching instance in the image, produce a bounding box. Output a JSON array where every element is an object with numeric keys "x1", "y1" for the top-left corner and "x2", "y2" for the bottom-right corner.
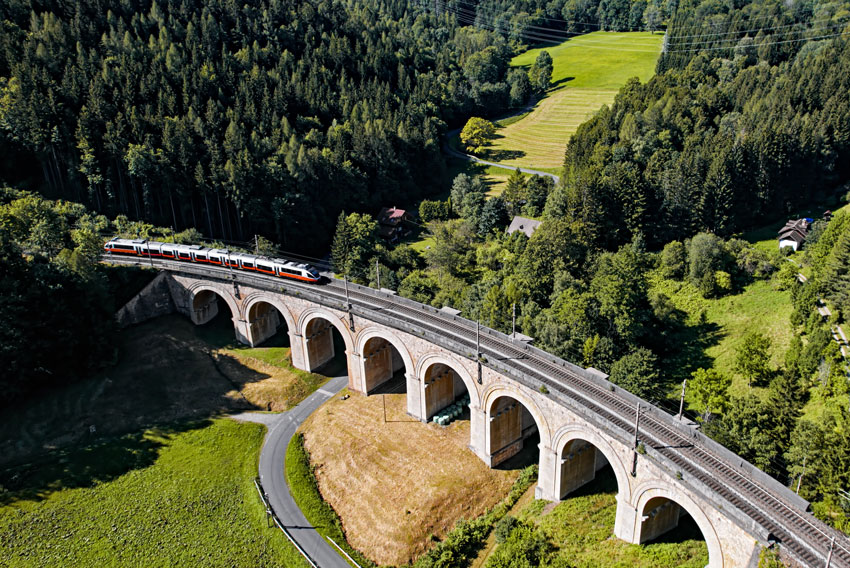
[{"x1": 103, "y1": 238, "x2": 321, "y2": 283}]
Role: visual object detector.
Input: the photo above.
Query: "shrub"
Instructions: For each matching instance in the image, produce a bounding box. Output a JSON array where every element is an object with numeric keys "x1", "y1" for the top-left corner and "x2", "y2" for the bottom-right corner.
[
  {"x1": 660, "y1": 240, "x2": 686, "y2": 280},
  {"x1": 494, "y1": 515, "x2": 519, "y2": 543}
]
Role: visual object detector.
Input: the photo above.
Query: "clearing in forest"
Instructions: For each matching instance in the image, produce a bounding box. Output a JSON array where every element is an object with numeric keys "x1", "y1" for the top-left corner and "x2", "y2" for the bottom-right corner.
[
  {"x1": 488, "y1": 32, "x2": 664, "y2": 173},
  {"x1": 298, "y1": 391, "x2": 519, "y2": 566}
]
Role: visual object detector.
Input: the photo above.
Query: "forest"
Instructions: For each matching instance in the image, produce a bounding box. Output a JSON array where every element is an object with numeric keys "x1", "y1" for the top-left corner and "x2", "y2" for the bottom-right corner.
[
  {"x1": 556, "y1": 0, "x2": 850, "y2": 250},
  {"x1": 0, "y1": 0, "x2": 526, "y2": 250}
]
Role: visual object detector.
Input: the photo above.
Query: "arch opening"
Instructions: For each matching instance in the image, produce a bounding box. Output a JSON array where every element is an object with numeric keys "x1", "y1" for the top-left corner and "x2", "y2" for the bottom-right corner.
[
  {"x1": 558, "y1": 438, "x2": 616, "y2": 499},
  {"x1": 362, "y1": 337, "x2": 407, "y2": 394},
  {"x1": 423, "y1": 362, "x2": 471, "y2": 424},
  {"x1": 488, "y1": 395, "x2": 540, "y2": 469},
  {"x1": 638, "y1": 497, "x2": 707, "y2": 549},
  {"x1": 189, "y1": 288, "x2": 240, "y2": 345},
  {"x1": 191, "y1": 289, "x2": 225, "y2": 326},
  {"x1": 246, "y1": 301, "x2": 290, "y2": 347},
  {"x1": 304, "y1": 316, "x2": 347, "y2": 372}
]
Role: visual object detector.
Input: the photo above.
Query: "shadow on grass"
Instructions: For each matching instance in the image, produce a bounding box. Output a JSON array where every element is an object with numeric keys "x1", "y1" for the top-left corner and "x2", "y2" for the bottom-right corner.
[
  {"x1": 0, "y1": 419, "x2": 212, "y2": 506},
  {"x1": 548, "y1": 76, "x2": 575, "y2": 90},
  {"x1": 484, "y1": 149, "x2": 526, "y2": 161},
  {"x1": 643, "y1": 511, "x2": 706, "y2": 546},
  {"x1": 0, "y1": 306, "x2": 327, "y2": 486},
  {"x1": 649, "y1": 299, "x2": 725, "y2": 387},
  {"x1": 563, "y1": 465, "x2": 618, "y2": 499}
]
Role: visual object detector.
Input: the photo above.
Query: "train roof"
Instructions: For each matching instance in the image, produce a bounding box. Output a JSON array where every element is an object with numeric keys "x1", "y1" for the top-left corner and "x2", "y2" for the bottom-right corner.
[{"x1": 106, "y1": 238, "x2": 315, "y2": 270}]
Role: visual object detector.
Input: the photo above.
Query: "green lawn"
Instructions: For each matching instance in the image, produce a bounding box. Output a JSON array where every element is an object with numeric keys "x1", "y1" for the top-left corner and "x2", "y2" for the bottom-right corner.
[
  {"x1": 486, "y1": 32, "x2": 663, "y2": 172},
  {"x1": 650, "y1": 274, "x2": 793, "y2": 399},
  {"x1": 0, "y1": 418, "x2": 307, "y2": 567}
]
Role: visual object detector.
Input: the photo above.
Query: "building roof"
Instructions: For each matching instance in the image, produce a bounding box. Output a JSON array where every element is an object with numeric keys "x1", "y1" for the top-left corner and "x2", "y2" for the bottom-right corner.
[
  {"x1": 779, "y1": 219, "x2": 809, "y2": 233},
  {"x1": 779, "y1": 228, "x2": 807, "y2": 243},
  {"x1": 378, "y1": 206, "x2": 406, "y2": 226},
  {"x1": 778, "y1": 218, "x2": 811, "y2": 244},
  {"x1": 507, "y1": 216, "x2": 542, "y2": 237}
]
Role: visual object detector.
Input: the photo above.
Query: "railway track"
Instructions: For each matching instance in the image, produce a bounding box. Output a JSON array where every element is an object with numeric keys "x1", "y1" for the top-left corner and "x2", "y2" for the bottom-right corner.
[{"x1": 104, "y1": 255, "x2": 850, "y2": 567}]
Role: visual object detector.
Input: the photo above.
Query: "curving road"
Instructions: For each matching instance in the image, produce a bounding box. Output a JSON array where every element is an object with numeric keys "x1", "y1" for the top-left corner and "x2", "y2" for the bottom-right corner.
[
  {"x1": 442, "y1": 129, "x2": 561, "y2": 183},
  {"x1": 104, "y1": 254, "x2": 850, "y2": 567},
  {"x1": 251, "y1": 374, "x2": 351, "y2": 568}
]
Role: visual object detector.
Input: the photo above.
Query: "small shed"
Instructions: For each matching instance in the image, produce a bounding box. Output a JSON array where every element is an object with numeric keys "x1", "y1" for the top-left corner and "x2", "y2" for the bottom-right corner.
[{"x1": 507, "y1": 216, "x2": 542, "y2": 238}]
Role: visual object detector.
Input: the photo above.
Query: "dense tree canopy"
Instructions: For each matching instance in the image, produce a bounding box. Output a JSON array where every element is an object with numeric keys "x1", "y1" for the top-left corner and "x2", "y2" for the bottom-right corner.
[
  {"x1": 0, "y1": 0, "x2": 521, "y2": 251},
  {"x1": 554, "y1": 0, "x2": 850, "y2": 251}
]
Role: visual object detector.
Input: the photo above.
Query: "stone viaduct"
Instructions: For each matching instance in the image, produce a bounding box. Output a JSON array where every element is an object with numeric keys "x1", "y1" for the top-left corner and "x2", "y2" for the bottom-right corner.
[{"x1": 114, "y1": 265, "x2": 835, "y2": 568}]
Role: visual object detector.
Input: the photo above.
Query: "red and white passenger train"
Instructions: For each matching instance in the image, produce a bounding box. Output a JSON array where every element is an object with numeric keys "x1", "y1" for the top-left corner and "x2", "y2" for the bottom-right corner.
[{"x1": 104, "y1": 238, "x2": 322, "y2": 283}]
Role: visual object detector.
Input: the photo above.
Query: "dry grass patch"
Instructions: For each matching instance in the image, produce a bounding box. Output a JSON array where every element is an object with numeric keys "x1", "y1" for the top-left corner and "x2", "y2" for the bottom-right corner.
[{"x1": 299, "y1": 392, "x2": 518, "y2": 566}]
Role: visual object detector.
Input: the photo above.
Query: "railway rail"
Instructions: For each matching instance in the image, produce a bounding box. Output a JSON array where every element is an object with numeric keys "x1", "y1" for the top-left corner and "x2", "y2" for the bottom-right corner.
[{"x1": 104, "y1": 254, "x2": 850, "y2": 567}]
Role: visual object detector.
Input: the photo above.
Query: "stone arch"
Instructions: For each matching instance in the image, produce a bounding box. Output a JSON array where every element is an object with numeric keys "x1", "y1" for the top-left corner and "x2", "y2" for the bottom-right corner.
[
  {"x1": 187, "y1": 283, "x2": 240, "y2": 326},
  {"x1": 242, "y1": 293, "x2": 298, "y2": 348},
  {"x1": 355, "y1": 327, "x2": 415, "y2": 393},
  {"x1": 632, "y1": 484, "x2": 722, "y2": 568},
  {"x1": 552, "y1": 425, "x2": 632, "y2": 504},
  {"x1": 415, "y1": 352, "x2": 481, "y2": 419},
  {"x1": 298, "y1": 307, "x2": 355, "y2": 371},
  {"x1": 482, "y1": 385, "x2": 552, "y2": 467},
  {"x1": 243, "y1": 292, "x2": 298, "y2": 333}
]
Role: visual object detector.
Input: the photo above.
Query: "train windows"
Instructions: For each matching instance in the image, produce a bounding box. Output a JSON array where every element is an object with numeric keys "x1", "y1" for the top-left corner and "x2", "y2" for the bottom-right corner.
[
  {"x1": 111, "y1": 244, "x2": 135, "y2": 251},
  {"x1": 195, "y1": 253, "x2": 207, "y2": 261},
  {"x1": 242, "y1": 260, "x2": 254, "y2": 268},
  {"x1": 178, "y1": 252, "x2": 191, "y2": 260}
]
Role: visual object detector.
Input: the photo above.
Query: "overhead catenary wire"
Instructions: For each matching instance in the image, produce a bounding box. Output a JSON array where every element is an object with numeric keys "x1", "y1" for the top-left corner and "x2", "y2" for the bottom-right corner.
[
  {"x1": 436, "y1": 0, "x2": 850, "y2": 53},
  {"x1": 446, "y1": 0, "x2": 850, "y2": 41}
]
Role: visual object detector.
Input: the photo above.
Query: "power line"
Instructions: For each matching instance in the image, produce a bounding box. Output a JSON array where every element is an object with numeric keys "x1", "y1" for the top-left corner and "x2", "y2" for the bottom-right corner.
[
  {"x1": 437, "y1": 0, "x2": 850, "y2": 53},
  {"x1": 447, "y1": 0, "x2": 850, "y2": 41}
]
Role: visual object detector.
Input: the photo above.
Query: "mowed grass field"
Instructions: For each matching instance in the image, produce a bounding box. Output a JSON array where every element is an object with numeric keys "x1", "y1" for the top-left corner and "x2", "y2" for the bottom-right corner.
[
  {"x1": 0, "y1": 418, "x2": 307, "y2": 567},
  {"x1": 488, "y1": 32, "x2": 664, "y2": 172}
]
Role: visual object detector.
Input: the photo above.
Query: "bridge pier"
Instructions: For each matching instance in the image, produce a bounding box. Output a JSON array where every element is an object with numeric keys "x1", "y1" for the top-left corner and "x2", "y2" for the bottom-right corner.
[
  {"x1": 289, "y1": 332, "x2": 307, "y2": 370},
  {"x1": 639, "y1": 498, "x2": 681, "y2": 543},
  {"x1": 191, "y1": 291, "x2": 219, "y2": 325},
  {"x1": 613, "y1": 497, "x2": 639, "y2": 543},
  {"x1": 558, "y1": 440, "x2": 598, "y2": 498},
  {"x1": 245, "y1": 303, "x2": 281, "y2": 347},
  {"x1": 304, "y1": 320, "x2": 336, "y2": 370},
  {"x1": 468, "y1": 404, "x2": 488, "y2": 462},
  {"x1": 406, "y1": 373, "x2": 424, "y2": 421},
  {"x1": 346, "y1": 349, "x2": 362, "y2": 393},
  {"x1": 535, "y1": 444, "x2": 560, "y2": 501}
]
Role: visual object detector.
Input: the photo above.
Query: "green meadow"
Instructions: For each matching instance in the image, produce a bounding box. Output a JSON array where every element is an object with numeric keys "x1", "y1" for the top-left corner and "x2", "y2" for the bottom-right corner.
[
  {"x1": 488, "y1": 32, "x2": 664, "y2": 172},
  {"x1": 0, "y1": 418, "x2": 306, "y2": 567}
]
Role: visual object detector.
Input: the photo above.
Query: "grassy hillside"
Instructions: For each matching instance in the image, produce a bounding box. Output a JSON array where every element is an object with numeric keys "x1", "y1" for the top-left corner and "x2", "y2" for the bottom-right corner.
[
  {"x1": 487, "y1": 32, "x2": 663, "y2": 172},
  {"x1": 0, "y1": 418, "x2": 307, "y2": 567},
  {"x1": 484, "y1": 469, "x2": 708, "y2": 567},
  {"x1": 650, "y1": 274, "x2": 794, "y2": 399},
  {"x1": 0, "y1": 313, "x2": 327, "y2": 466}
]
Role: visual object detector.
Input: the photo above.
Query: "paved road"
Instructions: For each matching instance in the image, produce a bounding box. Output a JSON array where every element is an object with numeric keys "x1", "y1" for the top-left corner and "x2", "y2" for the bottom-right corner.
[
  {"x1": 252, "y1": 375, "x2": 351, "y2": 568},
  {"x1": 443, "y1": 128, "x2": 561, "y2": 183}
]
